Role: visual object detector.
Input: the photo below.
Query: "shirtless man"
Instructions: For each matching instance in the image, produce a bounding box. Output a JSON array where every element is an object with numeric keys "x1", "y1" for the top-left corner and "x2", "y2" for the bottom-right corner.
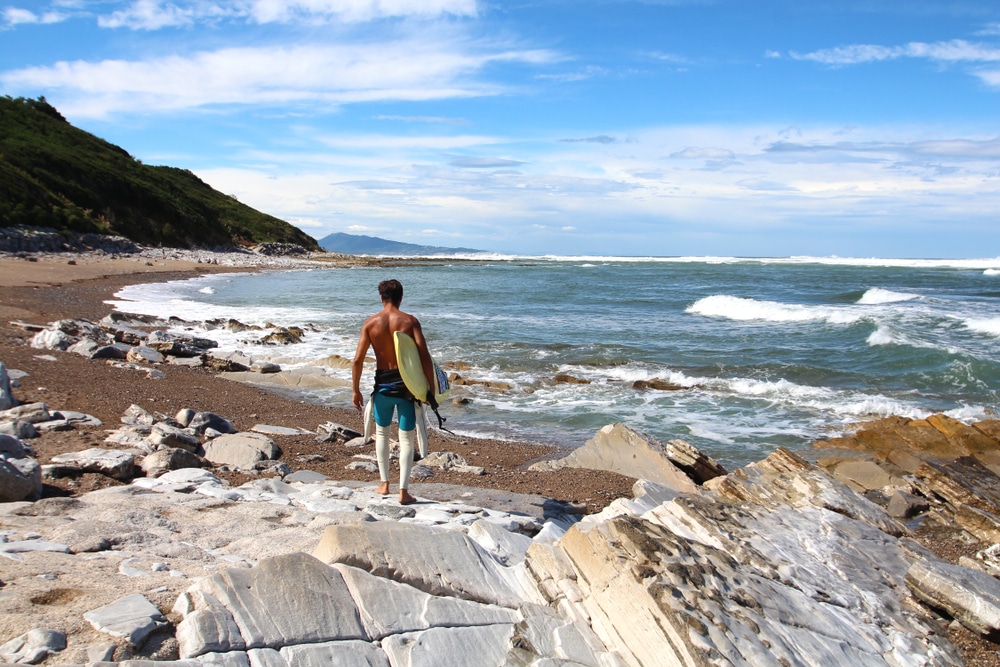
[{"x1": 351, "y1": 279, "x2": 435, "y2": 505}]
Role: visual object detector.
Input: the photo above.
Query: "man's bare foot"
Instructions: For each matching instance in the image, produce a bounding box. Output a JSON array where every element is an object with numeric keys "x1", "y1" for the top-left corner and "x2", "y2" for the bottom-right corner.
[
  {"x1": 399, "y1": 489, "x2": 417, "y2": 505},
  {"x1": 376, "y1": 481, "x2": 391, "y2": 495}
]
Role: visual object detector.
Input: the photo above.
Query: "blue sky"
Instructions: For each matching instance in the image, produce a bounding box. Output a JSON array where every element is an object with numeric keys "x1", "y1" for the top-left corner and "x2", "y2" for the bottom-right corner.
[{"x1": 2, "y1": 1, "x2": 1000, "y2": 257}]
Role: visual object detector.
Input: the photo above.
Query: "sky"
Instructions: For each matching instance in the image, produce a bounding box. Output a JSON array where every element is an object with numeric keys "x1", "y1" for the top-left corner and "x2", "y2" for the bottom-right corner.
[{"x1": 2, "y1": 1, "x2": 1000, "y2": 258}]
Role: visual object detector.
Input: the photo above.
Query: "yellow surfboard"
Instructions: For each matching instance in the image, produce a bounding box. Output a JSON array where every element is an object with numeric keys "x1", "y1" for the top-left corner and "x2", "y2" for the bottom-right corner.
[{"x1": 393, "y1": 331, "x2": 450, "y2": 404}]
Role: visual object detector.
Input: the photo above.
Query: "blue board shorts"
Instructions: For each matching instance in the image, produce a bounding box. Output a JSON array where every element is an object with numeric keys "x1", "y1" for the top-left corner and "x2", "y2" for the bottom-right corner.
[{"x1": 373, "y1": 369, "x2": 416, "y2": 431}]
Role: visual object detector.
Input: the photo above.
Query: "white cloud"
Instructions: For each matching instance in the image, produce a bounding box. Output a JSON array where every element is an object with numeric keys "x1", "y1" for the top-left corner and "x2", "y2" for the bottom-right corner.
[
  {"x1": 670, "y1": 147, "x2": 735, "y2": 160},
  {"x1": 98, "y1": 0, "x2": 233, "y2": 29},
  {"x1": 93, "y1": 0, "x2": 477, "y2": 29},
  {"x1": 1, "y1": 40, "x2": 556, "y2": 117},
  {"x1": 3, "y1": 6, "x2": 69, "y2": 25},
  {"x1": 790, "y1": 39, "x2": 1000, "y2": 66},
  {"x1": 246, "y1": 0, "x2": 478, "y2": 24},
  {"x1": 189, "y1": 122, "x2": 1000, "y2": 255}
]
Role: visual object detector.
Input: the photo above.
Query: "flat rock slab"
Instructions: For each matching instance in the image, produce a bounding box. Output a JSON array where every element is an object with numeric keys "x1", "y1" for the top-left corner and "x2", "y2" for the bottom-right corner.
[
  {"x1": 50, "y1": 448, "x2": 135, "y2": 480},
  {"x1": 0, "y1": 628, "x2": 66, "y2": 664},
  {"x1": 84, "y1": 593, "x2": 169, "y2": 645},
  {"x1": 906, "y1": 559, "x2": 1000, "y2": 637},
  {"x1": 202, "y1": 433, "x2": 279, "y2": 470},
  {"x1": 312, "y1": 520, "x2": 533, "y2": 608},
  {"x1": 175, "y1": 552, "x2": 367, "y2": 658},
  {"x1": 252, "y1": 424, "x2": 310, "y2": 436}
]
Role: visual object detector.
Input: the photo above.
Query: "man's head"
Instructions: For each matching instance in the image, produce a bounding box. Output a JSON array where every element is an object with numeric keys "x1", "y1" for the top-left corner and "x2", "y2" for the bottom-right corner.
[{"x1": 378, "y1": 279, "x2": 403, "y2": 306}]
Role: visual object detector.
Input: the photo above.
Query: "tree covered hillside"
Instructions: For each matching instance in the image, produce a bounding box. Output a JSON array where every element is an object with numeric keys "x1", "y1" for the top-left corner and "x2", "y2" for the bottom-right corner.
[{"x1": 0, "y1": 96, "x2": 318, "y2": 250}]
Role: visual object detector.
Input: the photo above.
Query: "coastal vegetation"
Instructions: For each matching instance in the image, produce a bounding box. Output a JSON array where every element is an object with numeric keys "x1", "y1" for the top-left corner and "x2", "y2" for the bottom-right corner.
[{"x1": 0, "y1": 96, "x2": 319, "y2": 250}]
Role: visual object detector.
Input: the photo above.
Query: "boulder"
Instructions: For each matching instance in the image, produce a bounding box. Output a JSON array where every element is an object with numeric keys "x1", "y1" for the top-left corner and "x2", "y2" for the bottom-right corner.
[
  {"x1": 0, "y1": 402, "x2": 52, "y2": 424},
  {"x1": 50, "y1": 448, "x2": 135, "y2": 480},
  {"x1": 84, "y1": 594, "x2": 169, "y2": 646},
  {"x1": 140, "y1": 447, "x2": 207, "y2": 478},
  {"x1": 530, "y1": 423, "x2": 699, "y2": 493},
  {"x1": 954, "y1": 504, "x2": 1000, "y2": 544},
  {"x1": 188, "y1": 412, "x2": 237, "y2": 436},
  {"x1": 827, "y1": 458, "x2": 896, "y2": 492},
  {"x1": 149, "y1": 422, "x2": 202, "y2": 452},
  {"x1": 202, "y1": 432, "x2": 280, "y2": 470},
  {"x1": 0, "y1": 628, "x2": 66, "y2": 664},
  {"x1": 906, "y1": 559, "x2": 1000, "y2": 638},
  {"x1": 887, "y1": 490, "x2": 930, "y2": 519},
  {"x1": 146, "y1": 331, "x2": 218, "y2": 357},
  {"x1": 0, "y1": 434, "x2": 42, "y2": 502},
  {"x1": 313, "y1": 521, "x2": 535, "y2": 608},
  {"x1": 127, "y1": 345, "x2": 165, "y2": 364},
  {"x1": 0, "y1": 362, "x2": 15, "y2": 410},
  {"x1": 122, "y1": 403, "x2": 160, "y2": 425},
  {"x1": 0, "y1": 419, "x2": 39, "y2": 439},
  {"x1": 822, "y1": 414, "x2": 1000, "y2": 459},
  {"x1": 174, "y1": 553, "x2": 367, "y2": 658}
]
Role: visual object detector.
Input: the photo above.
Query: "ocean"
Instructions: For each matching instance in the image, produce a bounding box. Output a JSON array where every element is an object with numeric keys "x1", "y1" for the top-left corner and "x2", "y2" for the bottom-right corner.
[{"x1": 110, "y1": 256, "x2": 1000, "y2": 470}]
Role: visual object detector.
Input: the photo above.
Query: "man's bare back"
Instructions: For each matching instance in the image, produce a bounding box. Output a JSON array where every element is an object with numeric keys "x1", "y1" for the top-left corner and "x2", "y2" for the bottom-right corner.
[{"x1": 351, "y1": 288, "x2": 434, "y2": 411}]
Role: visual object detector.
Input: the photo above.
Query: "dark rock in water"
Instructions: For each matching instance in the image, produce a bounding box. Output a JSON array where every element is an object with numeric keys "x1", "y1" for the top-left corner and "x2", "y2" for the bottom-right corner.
[
  {"x1": 632, "y1": 378, "x2": 685, "y2": 391},
  {"x1": 553, "y1": 374, "x2": 590, "y2": 385},
  {"x1": 259, "y1": 327, "x2": 305, "y2": 345}
]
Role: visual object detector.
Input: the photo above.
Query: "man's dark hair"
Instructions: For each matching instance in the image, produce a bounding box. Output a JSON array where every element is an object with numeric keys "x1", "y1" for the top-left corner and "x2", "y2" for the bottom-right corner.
[{"x1": 378, "y1": 279, "x2": 403, "y2": 306}]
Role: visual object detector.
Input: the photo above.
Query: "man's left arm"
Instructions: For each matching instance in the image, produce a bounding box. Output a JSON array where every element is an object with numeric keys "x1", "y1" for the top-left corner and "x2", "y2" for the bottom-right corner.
[{"x1": 411, "y1": 321, "x2": 436, "y2": 404}]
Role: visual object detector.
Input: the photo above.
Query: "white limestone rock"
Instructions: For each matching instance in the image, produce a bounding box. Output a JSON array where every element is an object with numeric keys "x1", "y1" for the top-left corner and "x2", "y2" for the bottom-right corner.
[
  {"x1": 0, "y1": 402, "x2": 52, "y2": 424},
  {"x1": 150, "y1": 422, "x2": 203, "y2": 452},
  {"x1": 312, "y1": 520, "x2": 541, "y2": 608},
  {"x1": 128, "y1": 345, "x2": 166, "y2": 364},
  {"x1": 84, "y1": 593, "x2": 169, "y2": 645},
  {"x1": 0, "y1": 628, "x2": 66, "y2": 664},
  {"x1": 141, "y1": 447, "x2": 206, "y2": 478},
  {"x1": 529, "y1": 489, "x2": 959, "y2": 666},
  {"x1": 203, "y1": 433, "x2": 279, "y2": 470},
  {"x1": 0, "y1": 362, "x2": 15, "y2": 411},
  {"x1": 529, "y1": 423, "x2": 699, "y2": 493},
  {"x1": 381, "y1": 624, "x2": 517, "y2": 667},
  {"x1": 0, "y1": 433, "x2": 42, "y2": 502},
  {"x1": 50, "y1": 447, "x2": 135, "y2": 480},
  {"x1": 174, "y1": 553, "x2": 367, "y2": 658},
  {"x1": 906, "y1": 558, "x2": 1000, "y2": 638}
]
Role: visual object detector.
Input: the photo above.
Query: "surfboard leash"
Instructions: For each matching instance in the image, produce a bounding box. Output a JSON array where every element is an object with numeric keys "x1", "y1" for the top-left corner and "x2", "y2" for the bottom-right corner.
[{"x1": 426, "y1": 396, "x2": 456, "y2": 436}]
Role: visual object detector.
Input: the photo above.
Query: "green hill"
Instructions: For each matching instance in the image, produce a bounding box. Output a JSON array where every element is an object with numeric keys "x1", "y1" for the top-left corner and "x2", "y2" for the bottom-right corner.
[
  {"x1": 318, "y1": 232, "x2": 484, "y2": 256},
  {"x1": 0, "y1": 96, "x2": 319, "y2": 250}
]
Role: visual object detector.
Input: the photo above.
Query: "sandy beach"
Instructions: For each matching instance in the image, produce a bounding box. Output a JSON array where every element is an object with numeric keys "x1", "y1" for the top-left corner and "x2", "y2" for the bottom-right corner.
[{"x1": 0, "y1": 252, "x2": 635, "y2": 513}]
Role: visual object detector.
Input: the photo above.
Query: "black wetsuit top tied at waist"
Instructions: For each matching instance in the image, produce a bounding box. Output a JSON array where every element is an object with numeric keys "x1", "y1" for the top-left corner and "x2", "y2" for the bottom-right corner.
[{"x1": 373, "y1": 368, "x2": 414, "y2": 401}]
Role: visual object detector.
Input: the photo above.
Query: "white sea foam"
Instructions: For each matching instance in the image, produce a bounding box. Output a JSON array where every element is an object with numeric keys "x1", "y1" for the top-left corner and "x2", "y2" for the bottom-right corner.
[
  {"x1": 866, "y1": 326, "x2": 897, "y2": 347},
  {"x1": 198, "y1": 287, "x2": 217, "y2": 294},
  {"x1": 985, "y1": 269, "x2": 1000, "y2": 276},
  {"x1": 518, "y1": 255, "x2": 1000, "y2": 270},
  {"x1": 965, "y1": 317, "x2": 1000, "y2": 337},
  {"x1": 857, "y1": 288, "x2": 920, "y2": 305},
  {"x1": 686, "y1": 295, "x2": 861, "y2": 325}
]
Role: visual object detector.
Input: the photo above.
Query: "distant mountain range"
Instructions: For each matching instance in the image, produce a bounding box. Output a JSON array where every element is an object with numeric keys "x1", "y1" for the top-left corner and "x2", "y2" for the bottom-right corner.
[
  {"x1": 318, "y1": 232, "x2": 485, "y2": 256},
  {"x1": 0, "y1": 96, "x2": 319, "y2": 250}
]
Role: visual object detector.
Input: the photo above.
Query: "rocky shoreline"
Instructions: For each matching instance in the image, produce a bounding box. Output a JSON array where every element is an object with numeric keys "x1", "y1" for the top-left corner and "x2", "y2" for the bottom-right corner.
[{"x1": 3, "y1": 246, "x2": 1000, "y2": 665}]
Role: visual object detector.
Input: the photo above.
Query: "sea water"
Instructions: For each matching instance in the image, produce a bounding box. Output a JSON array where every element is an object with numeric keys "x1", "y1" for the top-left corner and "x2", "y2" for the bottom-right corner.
[{"x1": 109, "y1": 256, "x2": 1000, "y2": 469}]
